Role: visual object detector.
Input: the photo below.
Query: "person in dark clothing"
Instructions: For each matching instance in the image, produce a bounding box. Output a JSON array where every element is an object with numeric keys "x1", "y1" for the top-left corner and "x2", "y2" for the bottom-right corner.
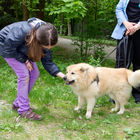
[
  {"x1": 111, "y1": 0, "x2": 140, "y2": 103},
  {"x1": 0, "y1": 17, "x2": 65, "y2": 120}
]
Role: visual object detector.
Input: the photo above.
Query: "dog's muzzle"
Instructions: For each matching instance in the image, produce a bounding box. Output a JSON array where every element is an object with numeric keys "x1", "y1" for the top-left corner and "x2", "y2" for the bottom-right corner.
[
  {"x1": 66, "y1": 80, "x2": 75, "y2": 85},
  {"x1": 64, "y1": 76, "x2": 75, "y2": 85}
]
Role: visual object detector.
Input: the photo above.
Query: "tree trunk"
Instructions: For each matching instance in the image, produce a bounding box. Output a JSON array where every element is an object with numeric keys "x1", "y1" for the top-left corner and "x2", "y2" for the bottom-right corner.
[
  {"x1": 94, "y1": 0, "x2": 97, "y2": 21},
  {"x1": 13, "y1": 1, "x2": 19, "y2": 21},
  {"x1": 60, "y1": 25, "x2": 63, "y2": 34},
  {"x1": 67, "y1": 20, "x2": 71, "y2": 36},
  {"x1": 45, "y1": 0, "x2": 52, "y2": 21},
  {"x1": 60, "y1": 14, "x2": 64, "y2": 34},
  {"x1": 22, "y1": 1, "x2": 29, "y2": 20},
  {"x1": 37, "y1": 0, "x2": 45, "y2": 20},
  {"x1": 30, "y1": 0, "x2": 33, "y2": 17}
]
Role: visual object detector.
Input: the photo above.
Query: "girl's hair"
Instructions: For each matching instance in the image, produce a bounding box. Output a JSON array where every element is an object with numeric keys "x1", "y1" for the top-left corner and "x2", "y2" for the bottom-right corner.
[{"x1": 26, "y1": 22, "x2": 58, "y2": 62}]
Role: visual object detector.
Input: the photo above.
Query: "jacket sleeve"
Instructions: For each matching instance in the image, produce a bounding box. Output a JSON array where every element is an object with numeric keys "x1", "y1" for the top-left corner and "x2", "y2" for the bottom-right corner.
[
  {"x1": 15, "y1": 52, "x2": 28, "y2": 63},
  {"x1": 41, "y1": 49, "x2": 60, "y2": 77},
  {"x1": 5, "y1": 27, "x2": 28, "y2": 63},
  {"x1": 116, "y1": 0, "x2": 127, "y2": 26}
]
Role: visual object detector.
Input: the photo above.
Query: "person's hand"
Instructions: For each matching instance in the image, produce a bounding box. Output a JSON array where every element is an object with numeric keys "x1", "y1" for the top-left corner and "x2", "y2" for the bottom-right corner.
[
  {"x1": 25, "y1": 60, "x2": 33, "y2": 71},
  {"x1": 134, "y1": 23, "x2": 140, "y2": 31},
  {"x1": 123, "y1": 20, "x2": 136, "y2": 35},
  {"x1": 125, "y1": 26, "x2": 136, "y2": 35},
  {"x1": 56, "y1": 72, "x2": 66, "y2": 79},
  {"x1": 125, "y1": 23, "x2": 140, "y2": 36},
  {"x1": 125, "y1": 30, "x2": 129, "y2": 36}
]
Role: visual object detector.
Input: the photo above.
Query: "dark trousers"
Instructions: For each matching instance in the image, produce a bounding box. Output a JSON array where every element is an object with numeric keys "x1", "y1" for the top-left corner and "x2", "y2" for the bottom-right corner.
[{"x1": 115, "y1": 30, "x2": 140, "y2": 102}]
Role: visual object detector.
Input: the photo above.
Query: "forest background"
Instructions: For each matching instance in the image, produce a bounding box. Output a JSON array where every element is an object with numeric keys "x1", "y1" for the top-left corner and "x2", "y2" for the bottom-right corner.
[{"x1": 0, "y1": 0, "x2": 118, "y2": 39}]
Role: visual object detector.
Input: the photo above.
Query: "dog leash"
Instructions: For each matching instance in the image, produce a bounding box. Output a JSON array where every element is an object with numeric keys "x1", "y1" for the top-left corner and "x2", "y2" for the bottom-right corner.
[{"x1": 96, "y1": 47, "x2": 117, "y2": 66}]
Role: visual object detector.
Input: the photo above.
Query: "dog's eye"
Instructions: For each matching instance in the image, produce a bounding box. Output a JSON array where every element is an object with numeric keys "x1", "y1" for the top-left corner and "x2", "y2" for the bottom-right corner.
[{"x1": 71, "y1": 72, "x2": 75, "y2": 75}]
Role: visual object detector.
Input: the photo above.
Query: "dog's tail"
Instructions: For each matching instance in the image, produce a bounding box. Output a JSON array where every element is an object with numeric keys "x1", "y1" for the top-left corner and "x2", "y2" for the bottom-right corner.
[{"x1": 127, "y1": 70, "x2": 140, "y2": 88}]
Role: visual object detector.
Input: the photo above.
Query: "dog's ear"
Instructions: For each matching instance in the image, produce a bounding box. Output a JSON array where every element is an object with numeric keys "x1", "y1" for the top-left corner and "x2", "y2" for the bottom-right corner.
[{"x1": 80, "y1": 67, "x2": 89, "y2": 72}]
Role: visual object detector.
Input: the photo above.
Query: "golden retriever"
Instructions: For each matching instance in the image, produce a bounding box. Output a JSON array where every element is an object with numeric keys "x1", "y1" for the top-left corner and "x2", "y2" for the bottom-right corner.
[{"x1": 65, "y1": 63, "x2": 140, "y2": 119}]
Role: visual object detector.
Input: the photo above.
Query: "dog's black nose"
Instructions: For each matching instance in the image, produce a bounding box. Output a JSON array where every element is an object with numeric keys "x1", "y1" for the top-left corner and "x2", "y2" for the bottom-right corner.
[{"x1": 63, "y1": 76, "x2": 67, "y2": 81}]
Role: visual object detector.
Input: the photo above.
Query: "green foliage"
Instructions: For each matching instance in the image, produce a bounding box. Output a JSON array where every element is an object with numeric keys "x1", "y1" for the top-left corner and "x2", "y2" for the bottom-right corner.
[
  {"x1": 0, "y1": 123, "x2": 23, "y2": 132},
  {"x1": 48, "y1": 0, "x2": 87, "y2": 20},
  {"x1": 47, "y1": 0, "x2": 87, "y2": 36},
  {"x1": 123, "y1": 128, "x2": 140, "y2": 137},
  {"x1": 72, "y1": 33, "x2": 106, "y2": 62},
  {"x1": 88, "y1": 55, "x2": 101, "y2": 66},
  {"x1": 97, "y1": 0, "x2": 118, "y2": 36},
  {"x1": 93, "y1": 43, "x2": 106, "y2": 60},
  {"x1": 0, "y1": 14, "x2": 15, "y2": 29},
  {"x1": 26, "y1": 0, "x2": 40, "y2": 13},
  {"x1": 72, "y1": 37, "x2": 94, "y2": 60},
  {"x1": 0, "y1": 0, "x2": 119, "y2": 38}
]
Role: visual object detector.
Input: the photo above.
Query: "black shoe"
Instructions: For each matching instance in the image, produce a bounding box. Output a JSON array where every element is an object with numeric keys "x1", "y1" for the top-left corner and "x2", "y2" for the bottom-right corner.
[{"x1": 110, "y1": 99, "x2": 115, "y2": 104}]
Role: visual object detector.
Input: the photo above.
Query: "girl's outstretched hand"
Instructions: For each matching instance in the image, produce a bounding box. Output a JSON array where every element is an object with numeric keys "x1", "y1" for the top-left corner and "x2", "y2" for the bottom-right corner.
[{"x1": 56, "y1": 72, "x2": 66, "y2": 79}]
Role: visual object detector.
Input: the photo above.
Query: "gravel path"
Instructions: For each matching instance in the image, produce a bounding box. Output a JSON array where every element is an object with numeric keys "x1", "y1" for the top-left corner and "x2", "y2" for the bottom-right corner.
[{"x1": 57, "y1": 37, "x2": 116, "y2": 59}]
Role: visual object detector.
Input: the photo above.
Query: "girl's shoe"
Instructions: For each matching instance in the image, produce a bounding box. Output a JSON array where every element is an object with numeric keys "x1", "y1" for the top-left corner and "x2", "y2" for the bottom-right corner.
[{"x1": 20, "y1": 109, "x2": 42, "y2": 120}]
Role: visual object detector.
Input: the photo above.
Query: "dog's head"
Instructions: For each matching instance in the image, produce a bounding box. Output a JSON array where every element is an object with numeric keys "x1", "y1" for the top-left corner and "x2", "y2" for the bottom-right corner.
[{"x1": 65, "y1": 63, "x2": 97, "y2": 88}]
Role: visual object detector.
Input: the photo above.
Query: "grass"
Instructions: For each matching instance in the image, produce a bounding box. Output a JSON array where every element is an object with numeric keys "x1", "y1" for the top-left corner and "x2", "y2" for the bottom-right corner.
[{"x1": 0, "y1": 46, "x2": 140, "y2": 140}]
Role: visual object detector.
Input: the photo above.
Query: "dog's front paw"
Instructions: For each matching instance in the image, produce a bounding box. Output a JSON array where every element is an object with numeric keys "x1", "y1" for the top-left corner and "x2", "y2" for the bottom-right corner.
[
  {"x1": 111, "y1": 108, "x2": 118, "y2": 112},
  {"x1": 74, "y1": 106, "x2": 80, "y2": 111},
  {"x1": 86, "y1": 112, "x2": 91, "y2": 119},
  {"x1": 117, "y1": 111, "x2": 124, "y2": 115}
]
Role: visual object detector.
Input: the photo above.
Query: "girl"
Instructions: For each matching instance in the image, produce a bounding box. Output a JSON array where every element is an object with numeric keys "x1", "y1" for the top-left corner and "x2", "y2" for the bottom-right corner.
[{"x1": 0, "y1": 17, "x2": 65, "y2": 120}]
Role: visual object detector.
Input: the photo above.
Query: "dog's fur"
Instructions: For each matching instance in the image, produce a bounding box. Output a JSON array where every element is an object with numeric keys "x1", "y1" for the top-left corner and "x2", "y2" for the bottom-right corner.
[{"x1": 65, "y1": 63, "x2": 140, "y2": 119}]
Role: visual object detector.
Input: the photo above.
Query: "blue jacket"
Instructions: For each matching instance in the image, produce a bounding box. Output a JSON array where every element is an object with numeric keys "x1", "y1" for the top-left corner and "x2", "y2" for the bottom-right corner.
[
  {"x1": 0, "y1": 18, "x2": 60, "y2": 76},
  {"x1": 111, "y1": 0, "x2": 140, "y2": 40}
]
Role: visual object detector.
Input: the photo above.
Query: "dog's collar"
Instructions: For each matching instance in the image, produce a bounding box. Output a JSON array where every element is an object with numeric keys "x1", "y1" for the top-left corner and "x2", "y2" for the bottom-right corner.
[{"x1": 91, "y1": 74, "x2": 99, "y2": 85}]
